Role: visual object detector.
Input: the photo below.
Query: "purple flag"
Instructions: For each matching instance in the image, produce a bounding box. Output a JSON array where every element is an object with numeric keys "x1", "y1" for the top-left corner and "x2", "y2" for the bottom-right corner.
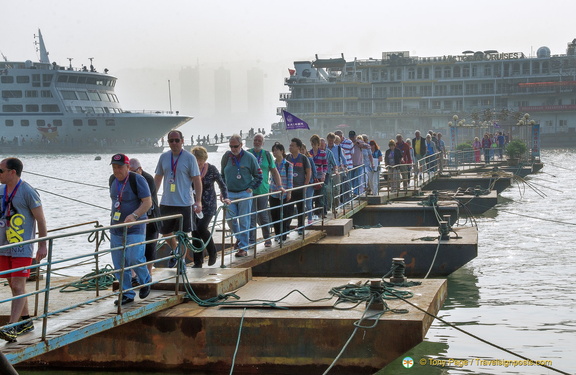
[{"x1": 282, "y1": 110, "x2": 309, "y2": 130}]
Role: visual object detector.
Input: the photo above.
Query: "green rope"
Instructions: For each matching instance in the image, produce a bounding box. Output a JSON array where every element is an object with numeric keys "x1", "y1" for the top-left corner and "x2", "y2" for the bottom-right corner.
[{"x1": 59, "y1": 264, "x2": 116, "y2": 292}]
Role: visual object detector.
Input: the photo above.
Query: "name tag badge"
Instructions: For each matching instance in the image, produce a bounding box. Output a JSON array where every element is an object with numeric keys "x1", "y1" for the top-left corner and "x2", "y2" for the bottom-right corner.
[
  {"x1": 293, "y1": 172, "x2": 298, "y2": 177},
  {"x1": 113, "y1": 211, "x2": 121, "y2": 221},
  {"x1": 170, "y1": 184, "x2": 176, "y2": 192}
]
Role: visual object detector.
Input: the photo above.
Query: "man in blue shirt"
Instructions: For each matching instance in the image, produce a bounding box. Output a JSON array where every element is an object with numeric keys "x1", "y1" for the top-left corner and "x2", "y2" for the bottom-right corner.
[{"x1": 109, "y1": 153, "x2": 152, "y2": 306}]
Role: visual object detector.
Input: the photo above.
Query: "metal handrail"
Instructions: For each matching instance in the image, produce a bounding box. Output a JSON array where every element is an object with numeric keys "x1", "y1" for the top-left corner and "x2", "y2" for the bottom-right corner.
[{"x1": 0, "y1": 214, "x2": 185, "y2": 342}]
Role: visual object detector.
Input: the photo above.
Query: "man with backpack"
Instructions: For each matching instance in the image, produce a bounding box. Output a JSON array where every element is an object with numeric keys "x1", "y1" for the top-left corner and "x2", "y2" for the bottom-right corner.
[{"x1": 109, "y1": 153, "x2": 152, "y2": 306}]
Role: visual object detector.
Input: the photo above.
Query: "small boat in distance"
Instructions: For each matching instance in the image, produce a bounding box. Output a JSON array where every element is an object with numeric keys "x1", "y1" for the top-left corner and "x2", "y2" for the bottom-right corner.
[{"x1": 0, "y1": 29, "x2": 192, "y2": 154}]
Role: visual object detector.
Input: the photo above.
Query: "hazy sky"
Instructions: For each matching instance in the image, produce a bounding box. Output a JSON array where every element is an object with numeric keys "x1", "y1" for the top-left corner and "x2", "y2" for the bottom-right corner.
[{"x1": 2, "y1": 0, "x2": 575, "y2": 134}]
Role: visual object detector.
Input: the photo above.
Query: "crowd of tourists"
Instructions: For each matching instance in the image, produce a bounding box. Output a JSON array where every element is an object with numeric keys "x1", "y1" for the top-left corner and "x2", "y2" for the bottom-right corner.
[
  {"x1": 472, "y1": 131, "x2": 508, "y2": 164},
  {"x1": 0, "y1": 127, "x2": 449, "y2": 343}
]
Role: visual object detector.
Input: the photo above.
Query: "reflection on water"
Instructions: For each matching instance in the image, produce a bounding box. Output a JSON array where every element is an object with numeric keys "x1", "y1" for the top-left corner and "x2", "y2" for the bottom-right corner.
[
  {"x1": 7, "y1": 150, "x2": 576, "y2": 375},
  {"x1": 378, "y1": 149, "x2": 576, "y2": 375}
]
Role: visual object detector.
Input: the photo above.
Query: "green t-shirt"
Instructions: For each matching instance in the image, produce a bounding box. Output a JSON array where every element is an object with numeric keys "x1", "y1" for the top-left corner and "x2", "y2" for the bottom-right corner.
[{"x1": 248, "y1": 148, "x2": 276, "y2": 195}]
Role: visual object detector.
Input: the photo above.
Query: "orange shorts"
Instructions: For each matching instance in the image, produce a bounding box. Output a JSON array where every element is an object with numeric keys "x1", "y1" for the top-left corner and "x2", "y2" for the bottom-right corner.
[{"x1": 0, "y1": 256, "x2": 33, "y2": 278}]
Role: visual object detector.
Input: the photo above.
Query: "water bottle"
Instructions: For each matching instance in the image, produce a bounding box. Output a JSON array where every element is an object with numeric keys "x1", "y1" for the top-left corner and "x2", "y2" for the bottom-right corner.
[{"x1": 194, "y1": 204, "x2": 204, "y2": 219}]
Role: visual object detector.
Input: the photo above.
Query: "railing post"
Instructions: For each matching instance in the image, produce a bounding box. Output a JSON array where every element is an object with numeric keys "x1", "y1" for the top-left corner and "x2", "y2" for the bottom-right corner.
[
  {"x1": 41, "y1": 238, "x2": 54, "y2": 341},
  {"x1": 220, "y1": 205, "x2": 227, "y2": 267}
]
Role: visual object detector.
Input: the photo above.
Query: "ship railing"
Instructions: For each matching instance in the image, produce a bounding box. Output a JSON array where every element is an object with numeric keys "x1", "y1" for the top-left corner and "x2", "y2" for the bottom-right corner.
[
  {"x1": 122, "y1": 110, "x2": 181, "y2": 115},
  {"x1": 0, "y1": 214, "x2": 185, "y2": 341}
]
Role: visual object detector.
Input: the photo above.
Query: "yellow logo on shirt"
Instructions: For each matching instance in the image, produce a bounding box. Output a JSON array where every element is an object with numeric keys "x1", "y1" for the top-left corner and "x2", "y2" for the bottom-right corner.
[{"x1": 7, "y1": 214, "x2": 26, "y2": 243}]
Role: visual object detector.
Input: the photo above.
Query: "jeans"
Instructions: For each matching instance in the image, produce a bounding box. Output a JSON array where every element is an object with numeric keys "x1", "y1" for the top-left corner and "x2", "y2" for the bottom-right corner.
[
  {"x1": 111, "y1": 233, "x2": 151, "y2": 299},
  {"x1": 226, "y1": 190, "x2": 253, "y2": 250},
  {"x1": 350, "y1": 166, "x2": 363, "y2": 195},
  {"x1": 249, "y1": 194, "x2": 271, "y2": 243}
]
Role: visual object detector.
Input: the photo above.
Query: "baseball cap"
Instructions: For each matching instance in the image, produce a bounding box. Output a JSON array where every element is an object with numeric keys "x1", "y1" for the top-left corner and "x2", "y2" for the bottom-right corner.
[
  {"x1": 110, "y1": 153, "x2": 129, "y2": 166},
  {"x1": 349, "y1": 130, "x2": 356, "y2": 137}
]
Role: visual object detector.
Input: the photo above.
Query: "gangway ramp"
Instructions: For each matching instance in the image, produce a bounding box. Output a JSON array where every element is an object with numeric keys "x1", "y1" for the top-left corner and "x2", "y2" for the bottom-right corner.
[{"x1": 2, "y1": 290, "x2": 184, "y2": 364}]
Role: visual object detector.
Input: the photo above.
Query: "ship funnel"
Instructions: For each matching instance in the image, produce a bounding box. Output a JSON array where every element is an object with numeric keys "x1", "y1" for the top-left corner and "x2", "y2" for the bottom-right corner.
[{"x1": 37, "y1": 29, "x2": 50, "y2": 64}]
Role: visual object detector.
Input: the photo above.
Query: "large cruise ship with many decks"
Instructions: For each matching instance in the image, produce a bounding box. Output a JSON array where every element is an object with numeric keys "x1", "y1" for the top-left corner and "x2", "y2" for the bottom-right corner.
[
  {"x1": 0, "y1": 30, "x2": 191, "y2": 153},
  {"x1": 278, "y1": 39, "x2": 576, "y2": 147}
]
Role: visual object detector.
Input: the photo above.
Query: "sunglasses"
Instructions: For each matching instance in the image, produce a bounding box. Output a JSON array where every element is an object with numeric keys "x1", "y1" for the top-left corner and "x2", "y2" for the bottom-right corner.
[
  {"x1": 229, "y1": 144, "x2": 240, "y2": 148},
  {"x1": 0, "y1": 168, "x2": 11, "y2": 174},
  {"x1": 168, "y1": 138, "x2": 181, "y2": 143}
]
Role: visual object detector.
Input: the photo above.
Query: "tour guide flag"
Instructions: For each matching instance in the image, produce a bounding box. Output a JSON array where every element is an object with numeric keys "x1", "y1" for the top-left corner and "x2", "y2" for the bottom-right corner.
[{"x1": 282, "y1": 110, "x2": 310, "y2": 130}]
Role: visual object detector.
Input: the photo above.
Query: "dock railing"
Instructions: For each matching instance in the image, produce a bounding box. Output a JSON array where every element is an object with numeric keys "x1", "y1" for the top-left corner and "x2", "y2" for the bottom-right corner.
[
  {"x1": 216, "y1": 166, "x2": 367, "y2": 263},
  {"x1": 0, "y1": 214, "x2": 185, "y2": 341}
]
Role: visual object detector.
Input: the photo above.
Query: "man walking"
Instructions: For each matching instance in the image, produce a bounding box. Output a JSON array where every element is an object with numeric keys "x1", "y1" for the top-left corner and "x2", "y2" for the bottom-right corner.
[
  {"x1": 109, "y1": 154, "x2": 152, "y2": 306},
  {"x1": 221, "y1": 134, "x2": 262, "y2": 257},
  {"x1": 154, "y1": 130, "x2": 203, "y2": 258},
  {"x1": 0, "y1": 158, "x2": 47, "y2": 342}
]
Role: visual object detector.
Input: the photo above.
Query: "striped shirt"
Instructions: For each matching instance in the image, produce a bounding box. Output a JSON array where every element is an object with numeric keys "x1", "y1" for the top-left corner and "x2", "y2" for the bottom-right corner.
[
  {"x1": 340, "y1": 138, "x2": 354, "y2": 168},
  {"x1": 270, "y1": 159, "x2": 293, "y2": 199},
  {"x1": 309, "y1": 148, "x2": 328, "y2": 179}
]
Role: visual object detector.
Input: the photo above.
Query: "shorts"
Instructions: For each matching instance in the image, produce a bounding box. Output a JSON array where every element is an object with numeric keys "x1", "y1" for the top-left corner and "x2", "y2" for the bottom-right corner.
[
  {"x1": 159, "y1": 205, "x2": 192, "y2": 234},
  {"x1": 0, "y1": 256, "x2": 34, "y2": 278}
]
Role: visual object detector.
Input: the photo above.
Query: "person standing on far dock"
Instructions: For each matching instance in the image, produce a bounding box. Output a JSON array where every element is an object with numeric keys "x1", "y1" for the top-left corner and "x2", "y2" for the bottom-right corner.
[
  {"x1": 0, "y1": 158, "x2": 47, "y2": 342},
  {"x1": 108, "y1": 154, "x2": 152, "y2": 306},
  {"x1": 154, "y1": 130, "x2": 203, "y2": 262}
]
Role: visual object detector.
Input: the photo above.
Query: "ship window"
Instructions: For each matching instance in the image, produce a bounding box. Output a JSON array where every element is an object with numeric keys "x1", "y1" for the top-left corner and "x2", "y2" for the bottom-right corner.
[
  {"x1": 88, "y1": 119, "x2": 98, "y2": 126},
  {"x1": 73, "y1": 119, "x2": 83, "y2": 126},
  {"x1": 390, "y1": 102, "x2": 401, "y2": 112},
  {"x1": 77, "y1": 91, "x2": 89, "y2": 100},
  {"x1": 16, "y1": 76, "x2": 30, "y2": 84},
  {"x1": 462, "y1": 67, "x2": 470, "y2": 77},
  {"x1": 88, "y1": 91, "x2": 101, "y2": 101},
  {"x1": 453, "y1": 67, "x2": 461, "y2": 78},
  {"x1": 41, "y1": 90, "x2": 53, "y2": 98},
  {"x1": 68, "y1": 75, "x2": 78, "y2": 84},
  {"x1": 86, "y1": 77, "x2": 96, "y2": 85},
  {"x1": 75, "y1": 106, "x2": 83, "y2": 113},
  {"x1": 21, "y1": 120, "x2": 30, "y2": 127},
  {"x1": 443, "y1": 67, "x2": 451, "y2": 78},
  {"x1": 360, "y1": 102, "x2": 371, "y2": 113},
  {"x1": 85, "y1": 107, "x2": 95, "y2": 113},
  {"x1": 432, "y1": 101, "x2": 441, "y2": 109},
  {"x1": 2, "y1": 90, "x2": 23, "y2": 98},
  {"x1": 53, "y1": 119, "x2": 62, "y2": 126},
  {"x1": 32, "y1": 74, "x2": 41, "y2": 87},
  {"x1": 95, "y1": 107, "x2": 105, "y2": 113},
  {"x1": 103, "y1": 107, "x2": 110, "y2": 113},
  {"x1": 434, "y1": 67, "x2": 442, "y2": 78},
  {"x1": 332, "y1": 102, "x2": 343, "y2": 112},
  {"x1": 77, "y1": 76, "x2": 87, "y2": 84},
  {"x1": 5, "y1": 120, "x2": 14, "y2": 126},
  {"x1": 407, "y1": 68, "x2": 415, "y2": 79},
  {"x1": 42, "y1": 104, "x2": 60, "y2": 112},
  {"x1": 444, "y1": 100, "x2": 452, "y2": 110},
  {"x1": 419, "y1": 101, "x2": 428, "y2": 109},
  {"x1": 111, "y1": 94, "x2": 119, "y2": 102},
  {"x1": 1, "y1": 76, "x2": 14, "y2": 83},
  {"x1": 25, "y1": 90, "x2": 38, "y2": 97},
  {"x1": 484, "y1": 66, "x2": 492, "y2": 76},
  {"x1": 95, "y1": 80, "x2": 104, "y2": 86},
  {"x1": 26, "y1": 104, "x2": 39, "y2": 112},
  {"x1": 106, "y1": 119, "x2": 116, "y2": 126},
  {"x1": 36, "y1": 120, "x2": 45, "y2": 127},
  {"x1": 3, "y1": 105, "x2": 23, "y2": 112},
  {"x1": 99, "y1": 92, "x2": 110, "y2": 102},
  {"x1": 57, "y1": 75, "x2": 68, "y2": 83},
  {"x1": 61, "y1": 90, "x2": 78, "y2": 100}
]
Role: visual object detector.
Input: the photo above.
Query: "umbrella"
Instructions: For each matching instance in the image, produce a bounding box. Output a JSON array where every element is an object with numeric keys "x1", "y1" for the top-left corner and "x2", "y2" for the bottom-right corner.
[{"x1": 336, "y1": 124, "x2": 350, "y2": 129}]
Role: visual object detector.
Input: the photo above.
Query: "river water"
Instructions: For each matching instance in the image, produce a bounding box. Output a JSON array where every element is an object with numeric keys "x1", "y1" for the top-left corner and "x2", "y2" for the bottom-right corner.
[{"x1": 5, "y1": 148, "x2": 574, "y2": 375}]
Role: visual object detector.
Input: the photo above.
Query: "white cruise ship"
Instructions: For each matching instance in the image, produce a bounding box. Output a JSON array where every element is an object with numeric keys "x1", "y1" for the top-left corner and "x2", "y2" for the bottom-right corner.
[
  {"x1": 278, "y1": 39, "x2": 576, "y2": 147},
  {"x1": 0, "y1": 30, "x2": 191, "y2": 153}
]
